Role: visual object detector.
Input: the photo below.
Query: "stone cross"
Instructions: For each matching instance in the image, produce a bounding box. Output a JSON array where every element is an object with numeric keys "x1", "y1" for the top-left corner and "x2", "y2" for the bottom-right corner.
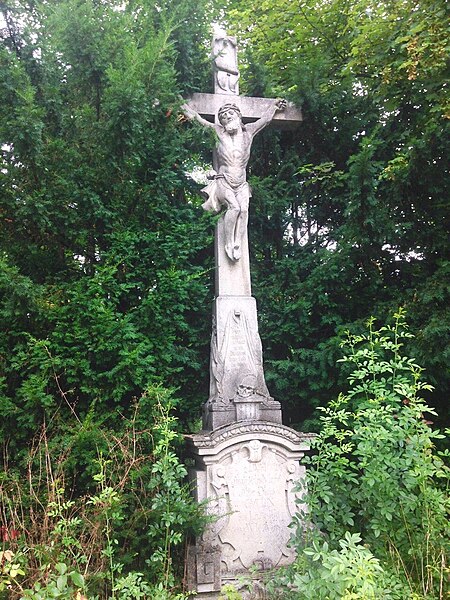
[
  {"x1": 184, "y1": 33, "x2": 302, "y2": 430},
  {"x1": 184, "y1": 39, "x2": 312, "y2": 596}
]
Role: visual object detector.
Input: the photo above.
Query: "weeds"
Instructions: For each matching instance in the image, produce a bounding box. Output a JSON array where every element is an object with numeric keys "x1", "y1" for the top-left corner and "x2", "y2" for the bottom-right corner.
[{"x1": 0, "y1": 386, "x2": 201, "y2": 599}]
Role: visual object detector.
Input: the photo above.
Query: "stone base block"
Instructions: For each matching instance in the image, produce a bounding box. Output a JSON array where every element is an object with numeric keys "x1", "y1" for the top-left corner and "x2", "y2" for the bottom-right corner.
[{"x1": 186, "y1": 421, "x2": 314, "y2": 597}]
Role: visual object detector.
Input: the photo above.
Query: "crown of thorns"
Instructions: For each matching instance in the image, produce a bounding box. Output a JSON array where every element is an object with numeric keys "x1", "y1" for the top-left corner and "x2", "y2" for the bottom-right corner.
[{"x1": 218, "y1": 103, "x2": 241, "y2": 119}]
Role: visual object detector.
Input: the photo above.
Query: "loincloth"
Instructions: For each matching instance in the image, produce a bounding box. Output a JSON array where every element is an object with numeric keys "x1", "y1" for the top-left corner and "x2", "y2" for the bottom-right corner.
[{"x1": 201, "y1": 173, "x2": 251, "y2": 213}]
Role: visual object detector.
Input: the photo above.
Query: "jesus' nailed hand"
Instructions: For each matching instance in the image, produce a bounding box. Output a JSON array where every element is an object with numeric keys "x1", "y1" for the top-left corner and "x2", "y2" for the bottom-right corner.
[{"x1": 182, "y1": 99, "x2": 287, "y2": 262}]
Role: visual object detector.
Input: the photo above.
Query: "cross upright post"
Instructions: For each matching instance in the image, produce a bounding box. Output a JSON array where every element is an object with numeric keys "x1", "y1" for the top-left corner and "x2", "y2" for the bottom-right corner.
[{"x1": 184, "y1": 32, "x2": 302, "y2": 430}]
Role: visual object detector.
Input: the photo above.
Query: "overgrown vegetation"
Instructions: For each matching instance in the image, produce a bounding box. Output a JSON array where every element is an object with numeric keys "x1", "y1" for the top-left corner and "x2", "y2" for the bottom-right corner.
[
  {"x1": 223, "y1": 0, "x2": 449, "y2": 428},
  {"x1": 1, "y1": 3, "x2": 212, "y2": 593},
  {"x1": 274, "y1": 311, "x2": 449, "y2": 599},
  {"x1": 1, "y1": 0, "x2": 449, "y2": 597},
  {"x1": 0, "y1": 386, "x2": 201, "y2": 598}
]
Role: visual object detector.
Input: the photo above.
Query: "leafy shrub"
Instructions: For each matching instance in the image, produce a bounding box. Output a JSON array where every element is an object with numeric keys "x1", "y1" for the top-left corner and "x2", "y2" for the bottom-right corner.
[
  {"x1": 20, "y1": 562, "x2": 86, "y2": 600},
  {"x1": 218, "y1": 583, "x2": 244, "y2": 600},
  {"x1": 276, "y1": 531, "x2": 414, "y2": 600},
  {"x1": 285, "y1": 310, "x2": 449, "y2": 599}
]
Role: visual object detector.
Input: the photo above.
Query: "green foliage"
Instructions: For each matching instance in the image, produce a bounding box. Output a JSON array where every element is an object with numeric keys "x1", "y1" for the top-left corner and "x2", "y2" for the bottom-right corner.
[
  {"x1": 0, "y1": 550, "x2": 26, "y2": 594},
  {"x1": 0, "y1": 387, "x2": 203, "y2": 599},
  {"x1": 112, "y1": 572, "x2": 152, "y2": 599},
  {"x1": 285, "y1": 311, "x2": 449, "y2": 598},
  {"x1": 20, "y1": 563, "x2": 86, "y2": 600},
  {"x1": 0, "y1": 0, "x2": 213, "y2": 456},
  {"x1": 0, "y1": 4, "x2": 212, "y2": 594},
  {"x1": 218, "y1": 583, "x2": 243, "y2": 600},
  {"x1": 145, "y1": 395, "x2": 203, "y2": 587},
  {"x1": 218, "y1": 0, "x2": 449, "y2": 428},
  {"x1": 112, "y1": 571, "x2": 191, "y2": 600},
  {"x1": 275, "y1": 531, "x2": 413, "y2": 600},
  {"x1": 1, "y1": 0, "x2": 449, "y2": 594}
]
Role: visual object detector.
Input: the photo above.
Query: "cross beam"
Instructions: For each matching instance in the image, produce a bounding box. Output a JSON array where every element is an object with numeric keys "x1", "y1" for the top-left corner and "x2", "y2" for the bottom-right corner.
[{"x1": 188, "y1": 92, "x2": 302, "y2": 129}]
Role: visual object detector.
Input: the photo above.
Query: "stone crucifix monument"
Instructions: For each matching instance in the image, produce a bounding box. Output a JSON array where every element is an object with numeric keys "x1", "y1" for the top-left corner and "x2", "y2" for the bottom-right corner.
[{"x1": 184, "y1": 32, "x2": 313, "y2": 599}]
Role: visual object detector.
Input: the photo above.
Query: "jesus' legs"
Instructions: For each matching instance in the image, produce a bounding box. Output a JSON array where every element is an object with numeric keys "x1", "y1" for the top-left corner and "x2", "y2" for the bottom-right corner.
[
  {"x1": 216, "y1": 179, "x2": 250, "y2": 262},
  {"x1": 216, "y1": 180, "x2": 240, "y2": 261},
  {"x1": 223, "y1": 206, "x2": 240, "y2": 261},
  {"x1": 233, "y1": 187, "x2": 249, "y2": 260}
]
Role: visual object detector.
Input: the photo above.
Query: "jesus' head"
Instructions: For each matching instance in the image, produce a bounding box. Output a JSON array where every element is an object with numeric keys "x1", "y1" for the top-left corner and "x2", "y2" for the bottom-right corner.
[{"x1": 218, "y1": 103, "x2": 243, "y2": 134}]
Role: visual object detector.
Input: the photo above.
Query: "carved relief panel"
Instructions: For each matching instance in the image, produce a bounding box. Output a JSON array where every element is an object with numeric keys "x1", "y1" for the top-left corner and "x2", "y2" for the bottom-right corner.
[
  {"x1": 212, "y1": 35, "x2": 240, "y2": 96},
  {"x1": 208, "y1": 297, "x2": 270, "y2": 406},
  {"x1": 203, "y1": 438, "x2": 306, "y2": 579}
]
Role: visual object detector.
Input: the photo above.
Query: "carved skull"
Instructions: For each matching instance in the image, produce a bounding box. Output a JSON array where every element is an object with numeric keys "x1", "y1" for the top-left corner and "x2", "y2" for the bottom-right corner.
[{"x1": 237, "y1": 374, "x2": 256, "y2": 398}]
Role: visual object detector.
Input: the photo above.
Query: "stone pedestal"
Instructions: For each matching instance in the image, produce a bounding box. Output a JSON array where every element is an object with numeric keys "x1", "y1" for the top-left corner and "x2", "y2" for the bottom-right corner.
[
  {"x1": 204, "y1": 295, "x2": 281, "y2": 430},
  {"x1": 186, "y1": 422, "x2": 314, "y2": 598}
]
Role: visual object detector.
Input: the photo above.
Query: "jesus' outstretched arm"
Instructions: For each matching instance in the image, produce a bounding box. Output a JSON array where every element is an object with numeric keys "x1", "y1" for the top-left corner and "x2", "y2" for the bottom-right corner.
[
  {"x1": 247, "y1": 98, "x2": 287, "y2": 138},
  {"x1": 182, "y1": 103, "x2": 217, "y2": 130}
]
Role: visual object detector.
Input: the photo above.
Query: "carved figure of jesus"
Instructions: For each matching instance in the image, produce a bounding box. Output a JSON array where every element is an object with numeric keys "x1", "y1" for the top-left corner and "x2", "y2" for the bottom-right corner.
[{"x1": 184, "y1": 99, "x2": 286, "y2": 262}]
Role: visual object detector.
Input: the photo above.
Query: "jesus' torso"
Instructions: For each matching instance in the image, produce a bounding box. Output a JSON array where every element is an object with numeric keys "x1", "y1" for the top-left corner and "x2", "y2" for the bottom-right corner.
[{"x1": 215, "y1": 128, "x2": 253, "y2": 187}]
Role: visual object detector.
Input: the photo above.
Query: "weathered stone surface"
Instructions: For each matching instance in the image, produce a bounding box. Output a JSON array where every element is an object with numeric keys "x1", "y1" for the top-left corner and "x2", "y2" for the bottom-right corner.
[
  {"x1": 186, "y1": 543, "x2": 221, "y2": 595},
  {"x1": 188, "y1": 92, "x2": 302, "y2": 128},
  {"x1": 190, "y1": 421, "x2": 314, "y2": 453},
  {"x1": 185, "y1": 98, "x2": 287, "y2": 264},
  {"x1": 203, "y1": 296, "x2": 281, "y2": 430},
  {"x1": 212, "y1": 34, "x2": 239, "y2": 96},
  {"x1": 186, "y1": 423, "x2": 314, "y2": 597},
  {"x1": 214, "y1": 214, "x2": 251, "y2": 296}
]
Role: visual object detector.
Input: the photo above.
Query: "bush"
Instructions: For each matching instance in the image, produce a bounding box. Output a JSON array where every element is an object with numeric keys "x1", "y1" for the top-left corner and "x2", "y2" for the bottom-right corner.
[
  {"x1": 284, "y1": 310, "x2": 449, "y2": 599},
  {"x1": 0, "y1": 386, "x2": 202, "y2": 599}
]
